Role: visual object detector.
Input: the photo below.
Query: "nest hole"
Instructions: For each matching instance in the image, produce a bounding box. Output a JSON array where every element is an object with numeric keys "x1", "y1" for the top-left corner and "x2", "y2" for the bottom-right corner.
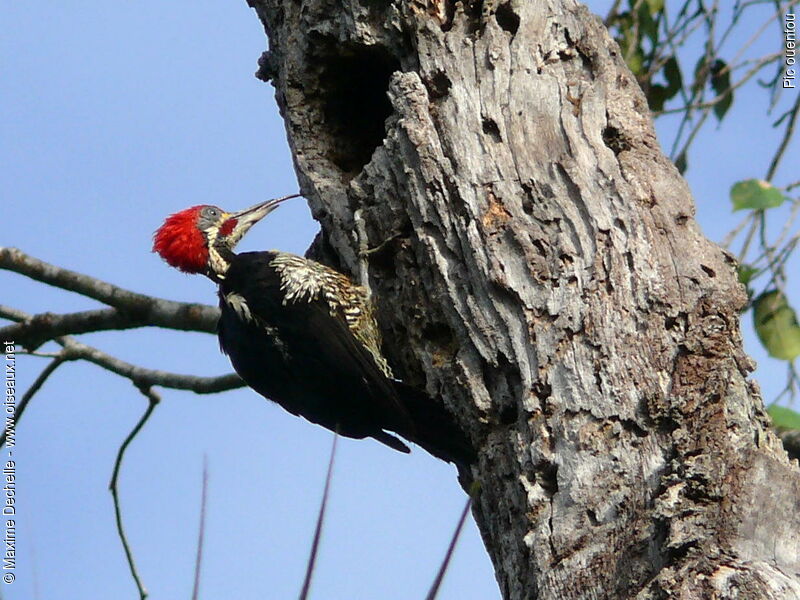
[
  {"x1": 495, "y1": 2, "x2": 520, "y2": 35},
  {"x1": 318, "y1": 44, "x2": 400, "y2": 174}
]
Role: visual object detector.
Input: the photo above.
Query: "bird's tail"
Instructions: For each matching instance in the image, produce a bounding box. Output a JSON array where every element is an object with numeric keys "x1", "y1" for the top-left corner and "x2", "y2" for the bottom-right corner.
[{"x1": 392, "y1": 381, "x2": 476, "y2": 467}]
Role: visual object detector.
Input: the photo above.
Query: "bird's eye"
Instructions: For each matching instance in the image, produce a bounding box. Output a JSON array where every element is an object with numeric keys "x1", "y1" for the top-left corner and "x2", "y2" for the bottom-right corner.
[{"x1": 204, "y1": 207, "x2": 219, "y2": 218}]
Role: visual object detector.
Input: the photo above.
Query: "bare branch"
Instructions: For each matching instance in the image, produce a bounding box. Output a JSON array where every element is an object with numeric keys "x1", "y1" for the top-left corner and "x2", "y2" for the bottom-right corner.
[
  {"x1": 191, "y1": 455, "x2": 209, "y2": 600},
  {"x1": 0, "y1": 307, "x2": 244, "y2": 450},
  {"x1": 766, "y1": 92, "x2": 800, "y2": 182},
  {"x1": 56, "y1": 336, "x2": 243, "y2": 393},
  {"x1": 0, "y1": 305, "x2": 29, "y2": 323},
  {"x1": 299, "y1": 433, "x2": 338, "y2": 600},
  {"x1": 110, "y1": 386, "x2": 160, "y2": 600},
  {"x1": 425, "y1": 496, "x2": 473, "y2": 600},
  {"x1": 0, "y1": 308, "x2": 149, "y2": 350},
  {"x1": 0, "y1": 247, "x2": 219, "y2": 349},
  {"x1": 0, "y1": 354, "x2": 68, "y2": 448}
]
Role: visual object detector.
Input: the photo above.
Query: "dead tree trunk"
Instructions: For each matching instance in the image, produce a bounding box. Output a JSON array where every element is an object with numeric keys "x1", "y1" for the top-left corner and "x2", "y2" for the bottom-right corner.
[{"x1": 247, "y1": 1, "x2": 800, "y2": 598}]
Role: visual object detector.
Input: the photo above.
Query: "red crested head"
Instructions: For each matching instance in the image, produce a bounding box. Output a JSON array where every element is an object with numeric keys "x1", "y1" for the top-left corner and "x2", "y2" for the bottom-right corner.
[
  {"x1": 152, "y1": 205, "x2": 209, "y2": 274},
  {"x1": 153, "y1": 195, "x2": 301, "y2": 278}
]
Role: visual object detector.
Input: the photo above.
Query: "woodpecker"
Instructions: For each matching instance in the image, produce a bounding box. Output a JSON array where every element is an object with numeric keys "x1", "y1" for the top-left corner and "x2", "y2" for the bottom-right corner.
[{"x1": 153, "y1": 196, "x2": 473, "y2": 465}]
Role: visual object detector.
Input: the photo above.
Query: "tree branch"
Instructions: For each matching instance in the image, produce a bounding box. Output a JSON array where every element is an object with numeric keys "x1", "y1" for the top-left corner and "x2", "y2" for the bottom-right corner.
[
  {"x1": 0, "y1": 308, "x2": 149, "y2": 350},
  {"x1": 0, "y1": 306, "x2": 243, "y2": 449},
  {"x1": 426, "y1": 496, "x2": 473, "y2": 600},
  {"x1": 191, "y1": 455, "x2": 209, "y2": 600},
  {"x1": 54, "y1": 336, "x2": 243, "y2": 393},
  {"x1": 299, "y1": 433, "x2": 338, "y2": 600},
  {"x1": 0, "y1": 355, "x2": 68, "y2": 448},
  {"x1": 110, "y1": 386, "x2": 160, "y2": 600},
  {"x1": 0, "y1": 247, "x2": 219, "y2": 350},
  {"x1": 766, "y1": 92, "x2": 800, "y2": 182}
]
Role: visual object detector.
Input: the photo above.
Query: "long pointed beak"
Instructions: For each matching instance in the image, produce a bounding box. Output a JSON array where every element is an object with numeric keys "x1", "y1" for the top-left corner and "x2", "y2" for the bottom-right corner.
[{"x1": 225, "y1": 193, "x2": 302, "y2": 245}]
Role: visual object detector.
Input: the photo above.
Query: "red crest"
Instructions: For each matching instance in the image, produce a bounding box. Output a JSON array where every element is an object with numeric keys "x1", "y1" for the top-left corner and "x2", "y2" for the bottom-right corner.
[{"x1": 152, "y1": 206, "x2": 209, "y2": 273}]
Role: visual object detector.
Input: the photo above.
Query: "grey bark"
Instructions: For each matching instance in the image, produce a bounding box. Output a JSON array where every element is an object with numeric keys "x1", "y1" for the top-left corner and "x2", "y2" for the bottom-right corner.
[{"x1": 247, "y1": 1, "x2": 800, "y2": 598}]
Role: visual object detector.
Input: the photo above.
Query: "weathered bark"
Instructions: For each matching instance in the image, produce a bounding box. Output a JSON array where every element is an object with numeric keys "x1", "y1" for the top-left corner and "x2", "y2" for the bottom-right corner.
[{"x1": 247, "y1": 1, "x2": 800, "y2": 598}]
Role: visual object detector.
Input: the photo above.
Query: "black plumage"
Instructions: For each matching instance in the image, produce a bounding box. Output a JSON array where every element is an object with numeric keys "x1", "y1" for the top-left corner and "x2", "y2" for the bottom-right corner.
[
  {"x1": 154, "y1": 198, "x2": 474, "y2": 465},
  {"x1": 217, "y1": 251, "x2": 474, "y2": 464}
]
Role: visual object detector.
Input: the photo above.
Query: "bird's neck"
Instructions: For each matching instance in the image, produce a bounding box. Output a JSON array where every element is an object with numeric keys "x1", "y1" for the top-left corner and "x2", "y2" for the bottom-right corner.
[{"x1": 206, "y1": 242, "x2": 236, "y2": 284}]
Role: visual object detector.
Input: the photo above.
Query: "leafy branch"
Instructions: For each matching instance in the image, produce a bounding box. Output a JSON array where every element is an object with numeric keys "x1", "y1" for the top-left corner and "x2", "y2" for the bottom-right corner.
[{"x1": 606, "y1": 0, "x2": 799, "y2": 172}]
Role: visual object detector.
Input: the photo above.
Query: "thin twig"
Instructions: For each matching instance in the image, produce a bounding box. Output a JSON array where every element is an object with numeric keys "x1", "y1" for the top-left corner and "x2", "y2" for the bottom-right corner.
[
  {"x1": 298, "y1": 433, "x2": 338, "y2": 600},
  {"x1": 191, "y1": 455, "x2": 210, "y2": 600},
  {"x1": 0, "y1": 354, "x2": 67, "y2": 448},
  {"x1": 656, "y1": 53, "x2": 782, "y2": 117},
  {"x1": 721, "y1": 211, "x2": 755, "y2": 249},
  {"x1": 55, "y1": 336, "x2": 244, "y2": 393},
  {"x1": 738, "y1": 215, "x2": 760, "y2": 262},
  {"x1": 603, "y1": 0, "x2": 623, "y2": 27},
  {"x1": 0, "y1": 308, "x2": 243, "y2": 450},
  {"x1": 766, "y1": 92, "x2": 800, "y2": 181},
  {"x1": 425, "y1": 497, "x2": 473, "y2": 600},
  {"x1": 109, "y1": 386, "x2": 160, "y2": 600},
  {"x1": 2, "y1": 307, "x2": 242, "y2": 391}
]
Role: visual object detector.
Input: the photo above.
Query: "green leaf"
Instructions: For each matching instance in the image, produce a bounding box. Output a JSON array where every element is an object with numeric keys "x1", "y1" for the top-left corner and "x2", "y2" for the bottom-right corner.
[
  {"x1": 753, "y1": 290, "x2": 800, "y2": 360},
  {"x1": 730, "y1": 179, "x2": 786, "y2": 211},
  {"x1": 710, "y1": 59, "x2": 732, "y2": 120},
  {"x1": 737, "y1": 264, "x2": 758, "y2": 286},
  {"x1": 768, "y1": 405, "x2": 800, "y2": 431},
  {"x1": 663, "y1": 56, "x2": 682, "y2": 98},
  {"x1": 626, "y1": 46, "x2": 646, "y2": 78},
  {"x1": 636, "y1": 2, "x2": 658, "y2": 45},
  {"x1": 647, "y1": 84, "x2": 669, "y2": 111},
  {"x1": 675, "y1": 150, "x2": 688, "y2": 174}
]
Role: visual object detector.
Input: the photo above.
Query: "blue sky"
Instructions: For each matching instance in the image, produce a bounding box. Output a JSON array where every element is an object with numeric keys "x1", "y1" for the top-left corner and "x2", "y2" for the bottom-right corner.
[{"x1": 1, "y1": 2, "x2": 797, "y2": 600}]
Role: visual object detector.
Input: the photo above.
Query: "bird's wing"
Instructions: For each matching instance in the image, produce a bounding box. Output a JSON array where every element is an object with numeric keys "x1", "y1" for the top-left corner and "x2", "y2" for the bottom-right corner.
[{"x1": 225, "y1": 252, "x2": 416, "y2": 436}]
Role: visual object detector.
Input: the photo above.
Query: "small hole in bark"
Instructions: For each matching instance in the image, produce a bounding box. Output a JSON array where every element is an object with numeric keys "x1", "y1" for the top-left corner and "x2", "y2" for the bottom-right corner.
[
  {"x1": 521, "y1": 182, "x2": 535, "y2": 214},
  {"x1": 425, "y1": 70, "x2": 452, "y2": 100},
  {"x1": 317, "y1": 44, "x2": 399, "y2": 174},
  {"x1": 499, "y1": 403, "x2": 519, "y2": 425},
  {"x1": 495, "y1": 2, "x2": 520, "y2": 35},
  {"x1": 675, "y1": 214, "x2": 689, "y2": 226},
  {"x1": 602, "y1": 125, "x2": 631, "y2": 155},
  {"x1": 700, "y1": 265, "x2": 716, "y2": 278},
  {"x1": 422, "y1": 322, "x2": 455, "y2": 347},
  {"x1": 482, "y1": 117, "x2": 502, "y2": 142},
  {"x1": 537, "y1": 462, "x2": 559, "y2": 495},
  {"x1": 625, "y1": 252, "x2": 634, "y2": 272},
  {"x1": 531, "y1": 237, "x2": 548, "y2": 257},
  {"x1": 533, "y1": 381, "x2": 552, "y2": 403}
]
